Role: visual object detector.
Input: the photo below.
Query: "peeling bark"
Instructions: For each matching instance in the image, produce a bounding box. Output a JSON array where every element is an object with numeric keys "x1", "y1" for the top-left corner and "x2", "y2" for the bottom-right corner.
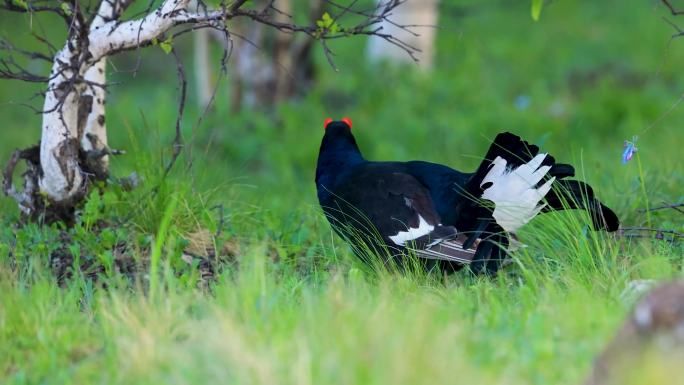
[
  {"x1": 39, "y1": 0, "x2": 194, "y2": 204},
  {"x1": 39, "y1": 43, "x2": 87, "y2": 202},
  {"x1": 81, "y1": 61, "x2": 108, "y2": 169}
]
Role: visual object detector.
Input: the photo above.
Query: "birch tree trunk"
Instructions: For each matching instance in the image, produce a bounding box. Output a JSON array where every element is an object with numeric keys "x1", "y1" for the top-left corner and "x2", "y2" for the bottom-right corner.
[
  {"x1": 37, "y1": 0, "x2": 198, "y2": 207},
  {"x1": 39, "y1": 1, "x2": 116, "y2": 205},
  {"x1": 194, "y1": 28, "x2": 213, "y2": 109},
  {"x1": 39, "y1": 42, "x2": 87, "y2": 203},
  {"x1": 1, "y1": 0, "x2": 414, "y2": 222}
]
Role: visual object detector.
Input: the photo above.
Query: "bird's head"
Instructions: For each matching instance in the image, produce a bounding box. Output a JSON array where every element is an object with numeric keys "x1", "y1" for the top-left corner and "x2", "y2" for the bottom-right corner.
[
  {"x1": 320, "y1": 117, "x2": 358, "y2": 151},
  {"x1": 323, "y1": 117, "x2": 353, "y2": 135},
  {"x1": 316, "y1": 117, "x2": 364, "y2": 185}
]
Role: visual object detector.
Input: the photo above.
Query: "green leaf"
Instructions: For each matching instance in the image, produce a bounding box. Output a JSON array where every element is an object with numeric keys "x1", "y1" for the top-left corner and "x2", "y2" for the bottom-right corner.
[
  {"x1": 316, "y1": 12, "x2": 341, "y2": 35},
  {"x1": 60, "y1": 2, "x2": 72, "y2": 16},
  {"x1": 11, "y1": 0, "x2": 28, "y2": 10},
  {"x1": 321, "y1": 12, "x2": 333, "y2": 28},
  {"x1": 531, "y1": 0, "x2": 543, "y2": 21},
  {"x1": 159, "y1": 36, "x2": 173, "y2": 55}
]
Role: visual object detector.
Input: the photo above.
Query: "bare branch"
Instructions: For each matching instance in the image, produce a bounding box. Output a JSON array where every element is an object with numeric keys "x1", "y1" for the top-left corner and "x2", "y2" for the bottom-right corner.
[
  {"x1": 32, "y1": 32, "x2": 58, "y2": 55},
  {"x1": 0, "y1": 39, "x2": 52, "y2": 62},
  {"x1": 618, "y1": 227, "x2": 684, "y2": 243},
  {"x1": 231, "y1": 0, "x2": 419, "y2": 64},
  {"x1": 3, "y1": 146, "x2": 40, "y2": 215},
  {"x1": 85, "y1": 0, "x2": 416, "y2": 66},
  {"x1": 163, "y1": 47, "x2": 187, "y2": 176},
  {"x1": 663, "y1": 0, "x2": 684, "y2": 15},
  {"x1": 85, "y1": 145, "x2": 126, "y2": 159},
  {"x1": 640, "y1": 202, "x2": 684, "y2": 214},
  {"x1": 229, "y1": 0, "x2": 249, "y2": 12},
  {"x1": 1, "y1": 0, "x2": 67, "y2": 18},
  {"x1": 0, "y1": 56, "x2": 50, "y2": 82}
]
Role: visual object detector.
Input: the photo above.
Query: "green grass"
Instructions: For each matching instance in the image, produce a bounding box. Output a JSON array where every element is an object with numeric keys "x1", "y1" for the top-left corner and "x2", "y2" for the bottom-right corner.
[{"x1": 1, "y1": 1, "x2": 684, "y2": 384}]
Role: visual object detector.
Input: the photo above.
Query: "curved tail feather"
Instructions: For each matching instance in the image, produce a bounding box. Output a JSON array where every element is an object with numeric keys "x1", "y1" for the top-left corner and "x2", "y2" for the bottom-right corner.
[
  {"x1": 459, "y1": 132, "x2": 620, "y2": 274},
  {"x1": 543, "y1": 179, "x2": 620, "y2": 232},
  {"x1": 467, "y1": 132, "x2": 619, "y2": 233}
]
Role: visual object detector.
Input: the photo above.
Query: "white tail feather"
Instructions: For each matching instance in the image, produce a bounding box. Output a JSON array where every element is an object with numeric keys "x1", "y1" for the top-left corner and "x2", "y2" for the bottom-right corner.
[{"x1": 481, "y1": 154, "x2": 556, "y2": 232}]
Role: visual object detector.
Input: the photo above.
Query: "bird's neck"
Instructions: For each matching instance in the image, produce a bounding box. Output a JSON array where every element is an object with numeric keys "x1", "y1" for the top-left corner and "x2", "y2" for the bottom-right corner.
[{"x1": 315, "y1": 136, "x2": 365, "y2": 191}]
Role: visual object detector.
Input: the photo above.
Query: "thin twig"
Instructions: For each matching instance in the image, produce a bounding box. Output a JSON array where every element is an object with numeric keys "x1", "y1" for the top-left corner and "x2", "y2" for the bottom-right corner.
[
  {"x1": 163, "y1": 47, "x2": 187, "y2": 176},
  {"x1": 640, "y1": 203, "x2": 684, "y2": 214},
  {"x1": 663, "y1": 0, "x2": 684, "y2": 15},
  {"x1": 617, "y1": 227, "x2": 684, "y2": 243}
]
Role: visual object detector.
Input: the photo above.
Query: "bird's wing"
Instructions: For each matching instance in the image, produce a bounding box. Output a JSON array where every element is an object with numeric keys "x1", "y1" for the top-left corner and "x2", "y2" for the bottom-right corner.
[{"x1": 327, "y1": 167, "x2": 477, "y2": 264}]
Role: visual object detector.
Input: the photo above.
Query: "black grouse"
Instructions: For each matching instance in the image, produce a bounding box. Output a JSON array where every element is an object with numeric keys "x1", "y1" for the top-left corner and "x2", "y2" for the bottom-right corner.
[{"x1": 315, "y1": 118, "x2": 619, "y2": 274}]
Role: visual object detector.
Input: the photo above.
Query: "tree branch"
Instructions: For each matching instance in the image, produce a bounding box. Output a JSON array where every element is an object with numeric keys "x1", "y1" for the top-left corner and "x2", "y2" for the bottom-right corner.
[
  {"x1": 3, "y1": 145, "x2": 40, "y2": 215},
  {"x1": 163, "y1": 46, "x2": 187, "y2": 176},
  {"x1": 86, "y1": 0, "x2": 416, "y2": 66},
  {"x1": 640, "y1": 202, "x2": 684, "y2": 214},
  {"x1": 87, "y1": 0, "x2": 210, "y2": 62},
  {"x1": 663, "y1": 0, "x2": 684, "y2": 15}
]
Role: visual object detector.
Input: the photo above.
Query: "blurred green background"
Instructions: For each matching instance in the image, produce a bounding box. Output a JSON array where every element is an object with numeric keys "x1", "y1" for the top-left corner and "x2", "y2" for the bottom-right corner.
[
  {"x1": 1, "y1": 2, "x2": 684, "y2": 384},
  {"x1": 1, "y1": 0, "x2": 682, "y2": 220}
]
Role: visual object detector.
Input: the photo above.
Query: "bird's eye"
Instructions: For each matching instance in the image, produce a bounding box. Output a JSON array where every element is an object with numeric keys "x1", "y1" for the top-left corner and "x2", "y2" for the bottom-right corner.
[{"x1": 324, "y1": 117, "x2": 333, "y2": 129}]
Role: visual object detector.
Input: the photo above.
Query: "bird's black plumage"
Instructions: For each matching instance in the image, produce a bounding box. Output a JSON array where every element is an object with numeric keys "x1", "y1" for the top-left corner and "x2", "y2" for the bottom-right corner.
[{"x1": 315, "y1": 120, "x2": 619, "y2": 274}]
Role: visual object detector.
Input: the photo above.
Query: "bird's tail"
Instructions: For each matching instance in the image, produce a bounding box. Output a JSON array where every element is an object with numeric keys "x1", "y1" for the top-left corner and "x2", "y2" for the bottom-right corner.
[
  {"x1": 543, "y1": 179, "x2": 620, "y2": 231},
  {"x1": 466, "y1": 132, "x2": 619, "y2": 233},
  {"x1": 460, "y1": 132, "x2": 619, "y2": 274}
]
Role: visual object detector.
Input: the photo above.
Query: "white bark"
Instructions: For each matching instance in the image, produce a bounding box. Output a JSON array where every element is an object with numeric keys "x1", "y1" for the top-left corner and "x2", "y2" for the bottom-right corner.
[
  {"x1": 81, "y1": 61, "x2": 108, "y2": 163},
  {"x1": 87, "y1": 0, "x2": 207, "y2": 63},
  {"x1": 39, "y1": 43, "x2": 86, "y2": 201},
  {"x1": 82, "y1": 0, "x2": 117, "y2": 168},
  {"x1": 194, "y1": 28, "x2": 213, "y2": 108},
  {"x1": 38, "y1": 0, "x2": 206, "y2": 202}
]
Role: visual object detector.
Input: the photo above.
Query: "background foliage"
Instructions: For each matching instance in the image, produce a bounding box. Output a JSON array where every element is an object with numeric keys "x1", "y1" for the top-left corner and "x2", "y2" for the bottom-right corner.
[{"x1": 0, "y1": 1, "x2": 683, "y2": 384}]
